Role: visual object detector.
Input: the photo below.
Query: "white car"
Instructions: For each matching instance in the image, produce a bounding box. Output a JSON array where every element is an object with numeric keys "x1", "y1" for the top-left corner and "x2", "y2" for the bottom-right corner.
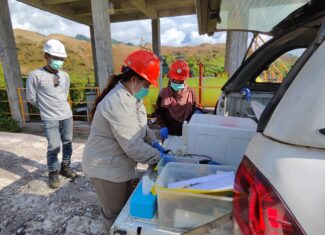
[{"x1": 197, "y1": 0, "x2": 325, "y2": 234}]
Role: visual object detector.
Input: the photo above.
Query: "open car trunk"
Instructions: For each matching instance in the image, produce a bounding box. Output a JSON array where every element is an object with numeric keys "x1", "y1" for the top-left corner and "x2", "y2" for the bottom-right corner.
[{"x1": 196, "y1": 0, "x2": 325, "y2": 119}]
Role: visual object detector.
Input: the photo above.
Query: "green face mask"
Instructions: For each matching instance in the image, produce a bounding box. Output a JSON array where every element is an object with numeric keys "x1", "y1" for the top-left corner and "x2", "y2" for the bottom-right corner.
[
  {"x1": 134, "y1": 87, "x2": 149, "y2": 100},
  {"x1": 170, "y1": 82, "x2": 185, "y2": 91},
  {"x1": 50, "y1": 59, "x2": 64, "y2": 70}
]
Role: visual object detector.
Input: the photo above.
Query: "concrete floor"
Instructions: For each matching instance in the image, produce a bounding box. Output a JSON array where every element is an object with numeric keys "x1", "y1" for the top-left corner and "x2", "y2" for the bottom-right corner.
[{"x1": 0, "y1": 132, "x2": 105, "y2": 235}]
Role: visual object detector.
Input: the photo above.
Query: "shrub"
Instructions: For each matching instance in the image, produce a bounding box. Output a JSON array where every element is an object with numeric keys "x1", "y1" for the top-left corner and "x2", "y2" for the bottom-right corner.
[{"x1": 0, "y1": 111, "x2": 22, "y2": 132}]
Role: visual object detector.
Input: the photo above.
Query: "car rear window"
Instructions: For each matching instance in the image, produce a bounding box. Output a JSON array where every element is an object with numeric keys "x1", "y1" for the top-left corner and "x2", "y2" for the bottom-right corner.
[
  {"x1": 216, "y1": 0, "x2": 310, "y2": 33},
  {"x1": 254, "y1": 48, "x2": 306, "y2": 84}
]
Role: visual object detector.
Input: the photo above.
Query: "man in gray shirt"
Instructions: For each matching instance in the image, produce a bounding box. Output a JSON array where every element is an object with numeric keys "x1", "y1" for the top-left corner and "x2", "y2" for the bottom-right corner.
[{"x1": 26, "y1": 39, "x2": 76, "y2": 189}]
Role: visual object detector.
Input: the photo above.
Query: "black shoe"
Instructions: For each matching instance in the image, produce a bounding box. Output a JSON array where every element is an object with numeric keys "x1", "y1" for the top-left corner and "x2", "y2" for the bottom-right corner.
[
  {"x1": 60, "y1": 162, "x2": 77, "y2": 178},
  {"x1": 49, "y1": 170, "x2": 60, "y2": 189}
]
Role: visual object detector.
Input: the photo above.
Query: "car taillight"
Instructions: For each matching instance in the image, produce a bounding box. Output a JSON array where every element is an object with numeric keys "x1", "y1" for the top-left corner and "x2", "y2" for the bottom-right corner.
[{"x1": 233, "y1": 156, "x2": 305, "y2": 235}]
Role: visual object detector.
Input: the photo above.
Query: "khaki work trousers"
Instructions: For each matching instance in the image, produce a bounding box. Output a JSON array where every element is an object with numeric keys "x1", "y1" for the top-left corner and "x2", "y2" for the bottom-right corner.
[{"x1": 90, "y1": 178, "x2": 133, "y2": 234}]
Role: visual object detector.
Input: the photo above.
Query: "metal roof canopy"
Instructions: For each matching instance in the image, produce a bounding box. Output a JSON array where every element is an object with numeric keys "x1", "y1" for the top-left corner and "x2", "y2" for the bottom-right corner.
[{"x1": 18, "y1": 0, "x2": 196, "y2": 25}]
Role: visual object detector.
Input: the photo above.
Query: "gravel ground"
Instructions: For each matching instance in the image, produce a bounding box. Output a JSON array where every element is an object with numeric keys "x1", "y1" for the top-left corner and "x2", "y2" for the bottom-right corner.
[{"x1": 0, "y1": 132, "x2": 105, "y2": 235}]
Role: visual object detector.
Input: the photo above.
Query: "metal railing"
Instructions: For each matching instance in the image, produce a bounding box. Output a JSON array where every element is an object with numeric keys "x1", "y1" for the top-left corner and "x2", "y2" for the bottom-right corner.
[
  {"x1": 143, "y1": 84, "x2": 224, "y2": 114},
  {"x1": 10, "y1": 81, "x2": 224, "y2": 123},
  {"x1": 17, "y1": 87, "x2": 100, "y2": 123}
]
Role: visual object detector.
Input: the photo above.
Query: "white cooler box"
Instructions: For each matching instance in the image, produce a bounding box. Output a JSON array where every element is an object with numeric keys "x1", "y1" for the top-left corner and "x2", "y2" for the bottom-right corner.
[{"x1": 183, "y1": 115, "x2": 257, "y2": 167}]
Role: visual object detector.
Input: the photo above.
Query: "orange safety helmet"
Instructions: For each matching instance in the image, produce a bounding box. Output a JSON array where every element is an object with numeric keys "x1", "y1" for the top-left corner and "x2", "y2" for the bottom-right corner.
[
  {"x1": 168, "y1": 60, "x2": 190, "y2": 81},
  {"x1": 124, "y1": 50, "x2": 160, "y2": 87}
]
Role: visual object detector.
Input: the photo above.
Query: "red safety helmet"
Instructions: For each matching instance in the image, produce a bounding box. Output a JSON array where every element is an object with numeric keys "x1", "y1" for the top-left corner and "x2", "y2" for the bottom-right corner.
[
  {"x1": 168, "y1": 60, "x2": 190, "y2": 81},
  {"x1": 124, "y1": 50, "x2": 160, "y2": 87}
]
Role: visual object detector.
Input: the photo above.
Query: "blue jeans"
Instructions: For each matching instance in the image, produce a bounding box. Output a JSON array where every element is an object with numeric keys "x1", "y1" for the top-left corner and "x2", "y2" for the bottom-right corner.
[{"x1": 43, "y1": 118, "x2": 73, "y2": 172}]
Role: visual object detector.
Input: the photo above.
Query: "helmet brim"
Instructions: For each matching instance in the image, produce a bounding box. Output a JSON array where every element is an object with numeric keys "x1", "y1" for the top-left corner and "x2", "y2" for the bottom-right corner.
[
  {"x1": 150, "y1": 79, "x2": 158, "y2": 87},
  {"x1": 44, "y1": 51, "x2": 67, "y2": 58}
]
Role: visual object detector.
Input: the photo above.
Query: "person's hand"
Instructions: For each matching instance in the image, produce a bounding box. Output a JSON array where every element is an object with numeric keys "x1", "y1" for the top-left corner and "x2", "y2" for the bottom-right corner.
[
  {"x1": 151, "y1": 141, "x2": 166, "y2": 153},
  {"x1": 160, "y1": 152, "x2": 175, "y2": 164},
  {"x1": 160, "y1": 127, "x2": 169, "y2": 140},
  {"x1": 194, "y1": 108, "x2": 203, "y2": 114}
]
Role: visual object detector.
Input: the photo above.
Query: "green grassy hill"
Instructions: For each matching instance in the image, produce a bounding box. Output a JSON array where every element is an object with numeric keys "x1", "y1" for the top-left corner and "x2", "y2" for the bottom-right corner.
[
  {"x1": 0, "y1": 29, "x2": 229, "y2": 117},
  {"x1": 3, "y1": 29, "x2": 226, "y2": 82}
]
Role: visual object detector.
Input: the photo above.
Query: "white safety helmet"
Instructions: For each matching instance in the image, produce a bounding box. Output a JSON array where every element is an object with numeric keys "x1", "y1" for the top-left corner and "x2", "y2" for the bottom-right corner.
[{"x1": 43, "y1": 39, "x2": 67, "y2": 58}]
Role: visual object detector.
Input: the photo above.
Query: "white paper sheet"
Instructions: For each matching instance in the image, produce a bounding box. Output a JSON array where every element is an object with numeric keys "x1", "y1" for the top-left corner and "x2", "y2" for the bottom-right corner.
[{"x1": 167, "y1": 171, "x2": 235, "y2": 190}]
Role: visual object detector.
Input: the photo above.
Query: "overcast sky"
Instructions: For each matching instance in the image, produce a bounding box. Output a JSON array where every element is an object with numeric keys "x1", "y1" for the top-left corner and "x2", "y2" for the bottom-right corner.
[{"x1": 8, "y1": 0, "x2": 226, "y2": 46}]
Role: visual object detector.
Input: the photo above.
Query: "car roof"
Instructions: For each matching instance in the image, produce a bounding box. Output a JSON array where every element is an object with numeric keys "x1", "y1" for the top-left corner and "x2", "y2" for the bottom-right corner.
[{"x1": 196, "y1": 0, "x2": 324, "y2": 36}]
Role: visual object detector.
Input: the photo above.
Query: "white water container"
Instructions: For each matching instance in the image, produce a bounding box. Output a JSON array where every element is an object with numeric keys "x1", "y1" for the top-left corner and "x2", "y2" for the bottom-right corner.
[{"x1": 185, "y1": 115, "x2": 257, "y2": 167}]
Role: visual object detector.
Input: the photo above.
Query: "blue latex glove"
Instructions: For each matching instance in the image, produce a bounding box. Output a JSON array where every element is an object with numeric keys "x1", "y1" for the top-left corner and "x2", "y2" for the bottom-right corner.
[
  {"x1": 194, "y1": 108, "x2": 203, "y2": 114},
  {"x1": 241, "y1": 88, "x2": 251, "y2": 101},
  {"x1": 160, "y1": 127, "x2": 169, "y2": 140},
  {"x1": 160, "y1": 152, "x2": 175, "y2": 165},
  {"x1": 151, "y1": 141, "x2": 166, "y2": 153}
]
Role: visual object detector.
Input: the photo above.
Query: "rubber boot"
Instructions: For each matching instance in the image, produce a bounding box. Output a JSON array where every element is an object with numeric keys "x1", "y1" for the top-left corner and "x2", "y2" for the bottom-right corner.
[
  {"x1": 49, "y1": 170, "x2": 60, "y2": 189},
  {"x1": 60, "y1": 162, "x2": 77, "y2": 178}
]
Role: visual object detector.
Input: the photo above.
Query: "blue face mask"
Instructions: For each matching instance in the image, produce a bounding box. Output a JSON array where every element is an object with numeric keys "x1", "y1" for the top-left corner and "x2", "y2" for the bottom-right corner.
[
  {"x1": 50, "y1": 59, "x2": 64, "y2": 70},
  {"x1": 170, "y1": 82, "x2": 185, "y2": 91},
  {"x1": 134, "y1": 87, "x2": 149, "y2": 100}
]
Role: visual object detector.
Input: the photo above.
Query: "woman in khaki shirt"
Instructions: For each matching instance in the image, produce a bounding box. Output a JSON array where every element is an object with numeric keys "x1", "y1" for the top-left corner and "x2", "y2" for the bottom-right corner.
[{"x1": 82, "y1": 50, "x2": 172, "y2": 233}]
